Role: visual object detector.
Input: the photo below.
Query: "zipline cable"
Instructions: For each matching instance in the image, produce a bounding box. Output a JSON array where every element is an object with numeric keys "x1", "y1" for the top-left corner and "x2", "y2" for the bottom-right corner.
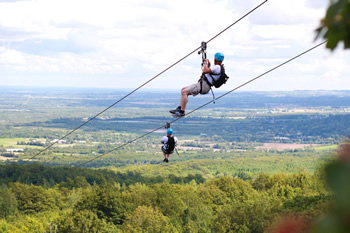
[
  {"x1": 25, "y1": 0, "x2": 268, "y2": 163},
  {"x1": 76, "y1": 40, "x2": 327, "y2": 167}
]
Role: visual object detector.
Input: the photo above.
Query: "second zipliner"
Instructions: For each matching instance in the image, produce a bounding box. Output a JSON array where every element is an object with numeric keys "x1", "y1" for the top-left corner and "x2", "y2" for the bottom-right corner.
[
  {"x1": 161, "y1": 123, "x2": 179, "y2": 163},
  {"x1": 170, "y1": 41, "x2": 229, "y2": 117}
]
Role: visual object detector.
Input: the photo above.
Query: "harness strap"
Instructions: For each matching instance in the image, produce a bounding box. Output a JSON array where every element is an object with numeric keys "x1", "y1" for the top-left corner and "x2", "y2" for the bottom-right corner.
[
  {"x1": 201, "y1": 74, "x2": 213, "y2": 87},
  {"x1": 210, "y1": 88, "x2": 216, "y2": 104},
  {"x1": 200, "y1": 75, "x2": 216, "y2": 104}
]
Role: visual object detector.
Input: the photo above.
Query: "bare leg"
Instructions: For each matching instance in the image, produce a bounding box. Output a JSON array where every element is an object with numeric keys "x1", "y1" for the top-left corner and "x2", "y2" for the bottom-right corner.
[
  {"x1": 166, "y1": 154, "x2": 170, "y2": 160},
  {"x1": 163, "y1": 152, "x2": 166, "y2": 160},
  {"x1": 180, "y1": 87, "x2": 191, "y2": 111}
]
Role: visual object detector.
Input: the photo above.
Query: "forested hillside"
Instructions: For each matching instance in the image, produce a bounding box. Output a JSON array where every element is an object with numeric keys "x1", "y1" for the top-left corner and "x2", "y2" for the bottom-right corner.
[
  {"x1": 2, "y1": 140, "x2": 350, "y2": 232},
  {"x1": 0, "y1": 164, "x2": 332, "y2": 232}
]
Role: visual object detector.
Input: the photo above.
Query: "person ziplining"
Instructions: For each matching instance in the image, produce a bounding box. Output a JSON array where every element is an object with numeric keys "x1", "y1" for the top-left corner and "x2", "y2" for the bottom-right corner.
[
  {"x1": 170, "y1": 42, "x2": 229, "y2": 117},
  {"x1": 161, "y1": 128, "x2": 178, "y2": 163}
]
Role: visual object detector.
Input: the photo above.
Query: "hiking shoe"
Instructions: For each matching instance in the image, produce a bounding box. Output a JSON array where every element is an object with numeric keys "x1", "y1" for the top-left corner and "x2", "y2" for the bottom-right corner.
[
  {"x1": 169, "y1": 106, "x2": 181, "y2": 114},
  {"x1": 174, "y1": 109, "x2": 185, "y2": 117}
]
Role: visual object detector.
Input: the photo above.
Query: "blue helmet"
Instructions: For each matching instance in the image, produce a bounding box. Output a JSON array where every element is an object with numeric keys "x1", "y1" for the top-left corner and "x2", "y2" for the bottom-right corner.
[
  {"x1": 214, "y1": 52, "x2": 224, "y2": 61},
  {"x1": 167, "y1": 128, "x2": 173, "y2": 135}
]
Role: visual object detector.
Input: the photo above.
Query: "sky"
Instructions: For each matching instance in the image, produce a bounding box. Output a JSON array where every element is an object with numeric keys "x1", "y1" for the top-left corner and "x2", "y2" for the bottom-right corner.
[{"x1": 0, "y1": 0, "x2": 349, "y2": 91}]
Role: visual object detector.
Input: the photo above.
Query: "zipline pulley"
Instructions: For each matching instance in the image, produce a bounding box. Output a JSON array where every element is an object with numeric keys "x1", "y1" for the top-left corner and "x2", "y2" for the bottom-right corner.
[
  {"x1": 198, "y1": 41, "x2": 207, "y2": 69},
  {"x1": 198, "y1": 41, "x2": 216, "y2": 104}
]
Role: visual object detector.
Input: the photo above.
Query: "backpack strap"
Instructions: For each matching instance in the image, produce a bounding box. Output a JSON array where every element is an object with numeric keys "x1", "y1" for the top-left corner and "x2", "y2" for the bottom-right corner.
[{"x1": 208, "y1": 65, "x2": 223, "y2": 86}]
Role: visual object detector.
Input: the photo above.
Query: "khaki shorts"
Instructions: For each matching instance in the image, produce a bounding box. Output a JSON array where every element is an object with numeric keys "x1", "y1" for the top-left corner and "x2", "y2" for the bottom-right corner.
[{"x1": 187, "y1": 80, "x2": 211, "y2": 96}]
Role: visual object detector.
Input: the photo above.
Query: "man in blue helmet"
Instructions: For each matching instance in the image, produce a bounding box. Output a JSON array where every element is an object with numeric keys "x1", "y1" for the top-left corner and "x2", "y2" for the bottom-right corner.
[
  {"x1": 170, "y1": 52, "x2": 225, "y2": 117},
  {"x1": 161, "y1": 128, "x2": 178, "y2": 163}
]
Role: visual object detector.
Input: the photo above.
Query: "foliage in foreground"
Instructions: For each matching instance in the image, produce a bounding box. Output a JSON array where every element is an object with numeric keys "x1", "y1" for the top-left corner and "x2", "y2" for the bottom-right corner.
[{"x1": 316, "y1": 0, "x2": 350, "y2": 50}]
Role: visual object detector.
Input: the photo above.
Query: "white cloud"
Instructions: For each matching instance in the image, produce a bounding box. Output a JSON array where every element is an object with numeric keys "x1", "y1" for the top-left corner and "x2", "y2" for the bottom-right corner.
[
  {"x1": 0, "y1": 0, "x2": 349, "y2": 91},
  {"x1": 0, "y1": 47, "x2": 26, "y2": 64}
]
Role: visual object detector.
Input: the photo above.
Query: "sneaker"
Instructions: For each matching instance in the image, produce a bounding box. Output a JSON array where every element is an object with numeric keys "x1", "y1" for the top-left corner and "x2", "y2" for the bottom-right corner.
[
  {"x1": 163, "y1": 158, "x2": 167, "y2": 162},
  {"x1": 165, "y1": 158, "x2": 169, "y2": 163},
  {"x1": 169, "y1": 106, "x2": 181, "y2": 114},
  {"x1": 174, "y1": 109, "x2": 185, "y2": 117}
]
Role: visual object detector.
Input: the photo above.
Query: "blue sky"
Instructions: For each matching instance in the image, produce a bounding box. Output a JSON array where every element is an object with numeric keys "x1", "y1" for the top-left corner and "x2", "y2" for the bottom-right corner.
[{"x1": 0, "y1": 0, "x2": 349, "y2": 91}]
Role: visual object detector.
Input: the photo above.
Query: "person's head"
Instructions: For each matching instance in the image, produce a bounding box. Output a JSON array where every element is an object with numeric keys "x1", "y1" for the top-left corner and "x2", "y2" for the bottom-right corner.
[
  {"x1": 214, "y1": 52, "x2": 224, "y2": 64},
  {"x1": 167, "y1": 128, "x2": 173, "y2": 135}
]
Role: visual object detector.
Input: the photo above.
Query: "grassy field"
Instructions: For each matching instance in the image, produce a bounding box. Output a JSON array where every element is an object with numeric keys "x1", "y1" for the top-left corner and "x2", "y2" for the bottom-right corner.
[
  {"x1": 0, "y1": 138, "x2": 26, "y2": 147},
  {"x1": 313, "y1": 144, "x2": 338, "y2": 151}
]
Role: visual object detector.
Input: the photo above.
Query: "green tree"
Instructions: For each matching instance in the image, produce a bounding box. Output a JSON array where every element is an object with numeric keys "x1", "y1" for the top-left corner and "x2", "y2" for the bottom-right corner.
[
  {"x1": 122, "y1": 206, "x2": 176, "y2": 233},
  {"x1": 126, "y1": 183, "x2": 157, "y2": 207},
  {"x1": 9, "y1": 183, "x2": 61, "y2": 214},
  {"x1": 74, "y1": 176, "x2": 90, "y2": 188},
  {"x1": 0, "y1": 186, "x2": 17, "y2": 218},
  {"x1": 205, "y1": 176, "x2": 259, "y2": 204},
  {"x1": 75, "y1": 186, "x2": 134, "y2": 225},
  {"x1": 177, "y1": 184, "x2": 212, "y2": 233},
  {"x1": 213, "y1": 192, "x2": 274, "y2": 233},
  {"x1": 59, "y1": 209, "x2": 118, "y2": 233},
  {"x1": 316, "y1": 0, "x2": 350, "y2": 50},
  {"x1": 151, "y1": 182, "x2": 187, "y2": 224},
  {"x1": 252, "y1": 174, "x2": 272, "y2": 191}
]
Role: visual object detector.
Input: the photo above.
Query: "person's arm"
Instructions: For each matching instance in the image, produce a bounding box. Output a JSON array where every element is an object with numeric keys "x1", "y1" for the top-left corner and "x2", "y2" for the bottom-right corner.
[
  {"x1": 202, "y1": 59, "x2": 211, "y2": 74},
  {"x1": 161, "y1": 136, "x2": 167, "y2": 144}
]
